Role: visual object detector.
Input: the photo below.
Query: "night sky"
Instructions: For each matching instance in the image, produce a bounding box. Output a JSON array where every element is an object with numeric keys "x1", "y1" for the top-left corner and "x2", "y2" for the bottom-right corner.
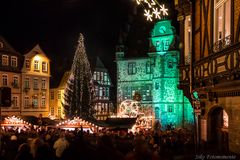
[{"x1": 0, "y1": 0, "x2": 176, "y2": 92}]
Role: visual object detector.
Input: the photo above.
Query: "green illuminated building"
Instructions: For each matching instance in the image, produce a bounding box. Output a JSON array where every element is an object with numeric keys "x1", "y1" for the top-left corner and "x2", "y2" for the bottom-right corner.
[{"x1": 116, "y1": 20, "x2": 194, "y2": 129}]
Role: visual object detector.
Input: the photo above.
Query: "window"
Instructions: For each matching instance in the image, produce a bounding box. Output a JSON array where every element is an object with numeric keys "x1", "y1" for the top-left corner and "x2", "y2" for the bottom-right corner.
[
  {"x1": 164, "y1": 39, "x2": 170, "y2": 51},
  {"x1": 34, "y1": 60, "x2": 39, "y2": 71},
  {"x1": 128, "y1": 62, "x2": 136, "y2": 75},
  {"x1": 155, "y1": 82, "x2": 159, "y2": 90},
  {"x1": 100, "y1": 72, "x2": 103, "y2": 82},
  {"x1": 25, "y1": 59, "x2": 30, "y2": 69},
  {"x1": 146, "y1": 61, "x2": 152, "y2": 74},
  {"x1": 42, "y1": 62, "x2": 48, "y2": 72},
  {"x1": 168, "y1": 106, "x2": 173, "y2": 112},
  {"x1": 0, "y1": 42, "x2": 3, "y2": 48},
  {"x1": 2, "y1": 55, "x2": 8, "y2": 66},
  {"x1": 96, "y1": 72, "x2": 100, "y2": 81},
  {"x1": 93, "y1": 72, "x2": 97, "y2": 80},
  {"x1": 24, "y1": 77, "x2": 30, "y2": 88},
  {"x1": 184, "y1": 16, "x2": 192, "y2": 64},
  {"x1": 12, "y1": 76, "x2": 19, "y2": 88},
  {"x1": 214, "y1": 0, "x2": 231, "y2": 42},
  {"x1": 2, "y1": 74, "x2": 7, "y2": 86},
  {"x1": 168, "y1": 61, "x2": 173, "y2": 68},
  {"x1": 42, "y1": 79, "x2": 46, "y2": 89},
  {"x1": 50, "y1": 91, "x2": 54, "y2": 100},
  {"x1": 41, "y1": 97, "x2": 46, "y2": 107},
  {"x1": 155, "y1": 107, "x2": 160, "y2": 119},
  {"x1": 32, "y1": 96, "x2": 38, "y2": 107},
  {"x1": 58, "y1": 107, "x2": 61, "y2": 116},
  {"x1": 12, "y1": 96, "x2": 18, "y2": 108},
  {"x1": 24, "y1": 96, "x2": 30, "y2": 108},
  {"x1": 11, "y1": 56, "x2": 17, "y2": 67},
  {"x1": 33, "y1": 78, "x2": 38, "y2": 89},
  {"x1": 51, "y1": 107, "x2": 54, "y2": 116},
  {"x1": 99, "y1": 87, "x2": 103, "y2": 97},
  {"x1": 58, "y1": 91, "x2": 61, "y2": 99}
]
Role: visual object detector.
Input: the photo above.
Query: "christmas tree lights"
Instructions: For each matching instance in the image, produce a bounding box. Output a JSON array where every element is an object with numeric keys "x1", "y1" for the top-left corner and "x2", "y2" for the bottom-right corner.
[{"x1": 63, "y1": 33, "x2": 95, "y2": 119}]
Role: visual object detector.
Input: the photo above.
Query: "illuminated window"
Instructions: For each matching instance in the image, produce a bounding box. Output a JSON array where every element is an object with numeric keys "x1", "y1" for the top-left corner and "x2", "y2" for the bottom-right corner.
[
  {"x1": 11, "y1": 56, "x2": 17, "y2": 67},
  {"x1": 2, "y1": 55, "x2": 8, "y2": 66},
  {"x1": 50, "y1": 91, "x2": 54, "y2": 100},
  {"x1": 58, "y1": 91, "x2": 61, "y2": 99},
  {"x1": 184, "y1": 16, "x2": 192, "y2": 64},
  {"x1": 58, "y1": 107, "x2": 61, "y2": 116},
  {"x1": 155, "y1": 107, "x2": 160, "y2": 119},
  {"x1": 41, "y1": 97, "x2": 46, "y2": 107},
  {"x1": 33, "y1": 78, "x2": 38, "y2": 89},
  {"x1": 34, "y1": 60, "x2": 39, "y2": 71},
  {"x1": 99, "y1": 87, "x2": 103, "y2": 97},
  {"x1": 51, "y1": 107, "x2": 54, "y2": 116},
  {"x1": 24, "y1": 96, "x2": 30, "y2": 108},
  {"x1": 2, "y1": 74, "x2": 7, "y2": 86},
  {"x1": 0, "y1": 42, "x2": 3, "y2": 48},
  {"x1": 155, "y1": 82, "x2": 159, "y2": 90},
  {"x1": 96, "y1": 72, "x2": 100, "y2": 81},
  {"x1": 42, "y1": 79, "x2": 46, "y2": 89},
  {"x1": 146, "y1": 61, "x2": 152, "y2": 74},
  {"x1": 32, "y1": 96, "x2": 38, "y2": 107},
  {"x1": 25, "y1": 59, "x2": 30, "y2": 69},
  {"x1": 42, "y1": 62, "x2": 48, "y2": 72},
  {"x1": 168, "y1": 106, "x2": 173, "y2": 112},
  {"x1": 214, "y1": 0, "x2": 231, "y2": 42},
  {"x1": 12, "y1": 96, "x2": 18, "y2": 108},
  {"x1": 164, "y1": 39, "x2": 170, "y2": 51},
  {"x1": 93, "y1": 72, "x2": 97, "y2": 80},
  {"x1": 128, "y1": 62, "x2": 136, "y2": 75},
  {"x1": 24, "y1": 77, "x2": 30, "y2": 88}
]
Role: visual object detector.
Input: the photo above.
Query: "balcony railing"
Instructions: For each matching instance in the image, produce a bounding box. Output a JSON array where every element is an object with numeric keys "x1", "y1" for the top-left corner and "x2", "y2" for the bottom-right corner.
[{"x1": 212, "y1": 35, "x2": 232, "y2": 53}]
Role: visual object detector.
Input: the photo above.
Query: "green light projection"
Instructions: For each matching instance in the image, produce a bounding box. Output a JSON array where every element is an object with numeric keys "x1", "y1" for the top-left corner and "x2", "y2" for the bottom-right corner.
[{"x1": 116, "y1": 20, "x2": 193, "y2": 130}]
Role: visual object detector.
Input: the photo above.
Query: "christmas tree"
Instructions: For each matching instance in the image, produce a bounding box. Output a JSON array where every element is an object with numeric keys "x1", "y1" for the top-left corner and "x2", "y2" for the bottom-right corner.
[{"x1": 63, "y1": 33, "x2": 95, "y2": 119}]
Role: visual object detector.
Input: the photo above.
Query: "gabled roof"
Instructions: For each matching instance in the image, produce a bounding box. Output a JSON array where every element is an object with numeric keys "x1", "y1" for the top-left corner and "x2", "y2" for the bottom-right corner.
[
  {"x1": 95, "y1": 57, "x2": 106, "y2": 69},
  {"x1": 24, "y1": 44, "x2": 48, "y2": 59},
  {"x1": 0, "y1": 36, "x2": 20, "y2": 55},
  {"x1": 58, "y1": 71, "x2": 71, "y2": 89}
]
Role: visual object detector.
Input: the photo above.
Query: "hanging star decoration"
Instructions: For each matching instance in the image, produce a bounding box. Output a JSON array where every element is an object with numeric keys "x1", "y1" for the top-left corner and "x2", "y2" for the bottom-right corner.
[
  {"x1": 160, "y1": 4, "x2": 168, "y2": 16},
  {"x1": 144, "y1": 9, "x2": 153, "y2": 21},
  {"x1": 152, "y1": 7, "x2": 161, "y2": 19},
  {"x1": 135, "y1": 0, "x2": 169, "y2": 21}
]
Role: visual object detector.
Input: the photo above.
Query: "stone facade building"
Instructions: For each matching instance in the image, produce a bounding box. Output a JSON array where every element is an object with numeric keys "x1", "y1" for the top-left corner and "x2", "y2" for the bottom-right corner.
[
  {"x1": 116, "y1": 20, "x2": 194, "y2": 130},
  {"x1": 0, "y1": 36, "x2": 51, "y2": 117}
]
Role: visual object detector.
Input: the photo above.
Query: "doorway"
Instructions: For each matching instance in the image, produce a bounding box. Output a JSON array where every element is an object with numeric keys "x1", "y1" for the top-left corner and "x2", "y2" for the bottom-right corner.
[{"x1": 207, "y1": 107, "x2": 229, "y2": 152}]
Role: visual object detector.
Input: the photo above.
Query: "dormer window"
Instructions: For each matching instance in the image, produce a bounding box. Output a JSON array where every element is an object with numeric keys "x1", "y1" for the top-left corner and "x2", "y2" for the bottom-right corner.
[
  {"x1": 34, "y1": 60, "x2": 39, "y2": 71},
  {"x1": 2, "y1": 55, "x2": 8, "y2": 66},
  {"x1": 11, "y1": 56, "x2": 17, "y2": 67},
  {"x1": 42, "y1": 62, "x2": 48, "y2": 72}
]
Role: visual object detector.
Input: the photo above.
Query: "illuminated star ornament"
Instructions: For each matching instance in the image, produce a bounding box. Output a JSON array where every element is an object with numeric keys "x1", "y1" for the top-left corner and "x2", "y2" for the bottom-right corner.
[{"x1": 135, "y1": 0, "x2": 169, "y2": 21}]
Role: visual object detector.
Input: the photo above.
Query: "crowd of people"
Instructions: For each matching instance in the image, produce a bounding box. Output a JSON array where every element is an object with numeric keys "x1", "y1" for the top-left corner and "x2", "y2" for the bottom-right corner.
[{"x1": 0, "y1": 126, "x2": 195, "y2": 160}]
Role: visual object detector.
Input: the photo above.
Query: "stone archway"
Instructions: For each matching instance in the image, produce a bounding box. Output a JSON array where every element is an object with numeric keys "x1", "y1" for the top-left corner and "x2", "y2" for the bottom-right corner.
[{"x1": 207, "y1": 106, "x2": 229, "y2": 152}]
